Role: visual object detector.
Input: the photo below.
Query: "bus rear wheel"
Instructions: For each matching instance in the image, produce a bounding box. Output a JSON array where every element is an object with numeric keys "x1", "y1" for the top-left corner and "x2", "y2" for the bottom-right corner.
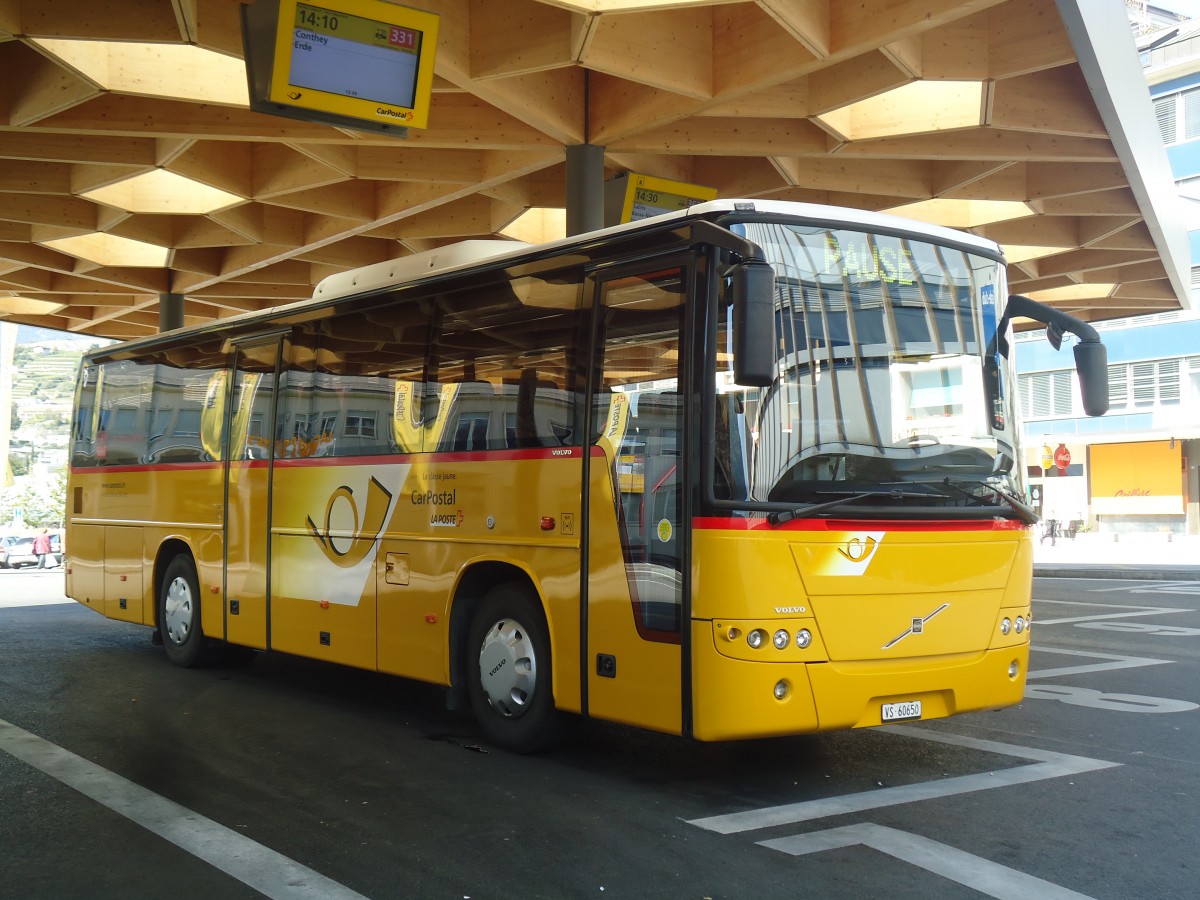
[
  {"x1": 158, "y1": 555, "x2": 213, "y2": 668},
  {"x1": 466, "y1": 583, "x2": 562, "y2": 752}
]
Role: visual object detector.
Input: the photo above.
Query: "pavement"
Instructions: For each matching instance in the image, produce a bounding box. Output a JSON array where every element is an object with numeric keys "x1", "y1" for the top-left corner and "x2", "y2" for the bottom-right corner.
[{"x1": 1033, "y1": 532, "x2": 1200, "y2": 580}]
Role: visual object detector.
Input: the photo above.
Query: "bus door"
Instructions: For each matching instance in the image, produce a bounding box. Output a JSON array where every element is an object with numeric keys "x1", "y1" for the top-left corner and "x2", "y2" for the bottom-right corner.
[
  {"x1": 585, "y1": 265, "x2": 687, "y2": 735},
  {"x1": 223, "y1": 335, "x2": 281, "y2": 649}
]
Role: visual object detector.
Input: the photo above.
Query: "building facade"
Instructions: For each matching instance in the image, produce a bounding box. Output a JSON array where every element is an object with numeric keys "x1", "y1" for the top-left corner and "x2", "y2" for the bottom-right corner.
[
  {"x1": 1016, "y1": 313, "x2": 1200, "y2": 536},
  {"x1": 1012, "y1": 7, "x2": 1200, "y2": 538}
]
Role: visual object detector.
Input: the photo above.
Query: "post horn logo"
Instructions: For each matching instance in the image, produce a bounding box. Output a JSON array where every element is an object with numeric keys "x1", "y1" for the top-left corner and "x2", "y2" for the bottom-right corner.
[
  {"x1": 838, "y1": 535, "x2": 878, "y2": 563},
  {"x1": 306, "y1": 477, "x2": 393, "y2": 567}
]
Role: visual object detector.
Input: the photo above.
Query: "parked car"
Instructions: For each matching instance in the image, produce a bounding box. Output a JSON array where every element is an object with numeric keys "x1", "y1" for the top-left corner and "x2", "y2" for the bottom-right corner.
[{"x1": 0, "y1": 533, "x2": 63, "y2": 568}]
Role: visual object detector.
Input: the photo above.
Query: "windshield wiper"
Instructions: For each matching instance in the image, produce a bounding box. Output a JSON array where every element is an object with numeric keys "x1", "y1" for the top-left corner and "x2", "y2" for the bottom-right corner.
[
  {"x1": 767, "y1": 487, "x2": 938, "y2": 527},
  {"x1": 942, "y1": 477, "x2": 1038, "y2": 525}
]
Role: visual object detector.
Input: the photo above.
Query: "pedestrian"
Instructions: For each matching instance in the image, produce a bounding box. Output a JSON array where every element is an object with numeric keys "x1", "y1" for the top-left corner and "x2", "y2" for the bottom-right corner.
[
  {"x1": 1040, "y1": 518, "x2": 1058, "y2": 546},
  {"x1": 33, "y1": 528, "x2": 52, "y2": 568}
]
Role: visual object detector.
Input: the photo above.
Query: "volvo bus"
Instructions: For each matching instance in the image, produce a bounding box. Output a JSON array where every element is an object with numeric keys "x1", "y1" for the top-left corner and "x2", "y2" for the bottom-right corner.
[{"x1": 65, "y1": 200, "x2": 1109, "y2": 751}]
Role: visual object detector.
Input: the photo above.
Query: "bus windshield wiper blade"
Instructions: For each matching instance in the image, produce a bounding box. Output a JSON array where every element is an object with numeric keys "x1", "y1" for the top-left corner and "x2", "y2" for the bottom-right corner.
[
  {"x1": 767, "y1": 487, "x2": 934, "y2": 527},
  {"x1": 943, "y1": 478, "x2": 1038, "y2": 525}
]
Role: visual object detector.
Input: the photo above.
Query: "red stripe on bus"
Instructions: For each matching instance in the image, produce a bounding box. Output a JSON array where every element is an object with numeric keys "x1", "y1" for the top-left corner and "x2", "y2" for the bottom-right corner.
[
  {"x1": 693, "y1": 516, "x2": 1029, "y2": 532},
  {"x1": 70, "y1": 461, "x2": 220, "y2": 474},
  {"x1": 72, "y1": 447, "x2": 585, "y2": 475},
  {"x1": 274, "y1": 447, "x2": 582, "y2": 467}
]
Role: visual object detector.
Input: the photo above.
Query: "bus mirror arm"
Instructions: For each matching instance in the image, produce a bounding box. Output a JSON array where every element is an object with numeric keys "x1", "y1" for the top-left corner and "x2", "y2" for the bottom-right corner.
[{"x1": 993, "y1": 294, "x2": 1109, "y2": 418}]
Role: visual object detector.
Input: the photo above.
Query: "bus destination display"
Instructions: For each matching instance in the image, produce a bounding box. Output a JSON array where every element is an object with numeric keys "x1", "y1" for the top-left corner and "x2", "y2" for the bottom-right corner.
[{"x1": 288, "y1": 2, "x2": 421, "y2": 111}]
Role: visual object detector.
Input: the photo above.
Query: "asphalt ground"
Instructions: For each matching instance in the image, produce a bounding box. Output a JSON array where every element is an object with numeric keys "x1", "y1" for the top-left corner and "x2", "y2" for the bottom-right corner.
[{"x1": 1, "y1": 567, "x2": 1197, "y2": 899}]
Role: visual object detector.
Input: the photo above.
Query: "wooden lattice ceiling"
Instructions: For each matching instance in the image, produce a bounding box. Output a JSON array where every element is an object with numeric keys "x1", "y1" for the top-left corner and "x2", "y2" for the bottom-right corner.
[{"x1": 0, "y1": 0, "x2": 1188, "y2": 340}]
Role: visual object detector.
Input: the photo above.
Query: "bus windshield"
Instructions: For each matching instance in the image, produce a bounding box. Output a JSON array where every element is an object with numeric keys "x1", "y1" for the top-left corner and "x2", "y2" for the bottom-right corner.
[{"x1": 713, "y1": 219, "x2": 1025, "y2": 519}]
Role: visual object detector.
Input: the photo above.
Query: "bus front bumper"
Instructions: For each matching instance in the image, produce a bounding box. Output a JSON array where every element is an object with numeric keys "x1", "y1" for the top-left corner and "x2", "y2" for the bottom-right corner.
[{"x1": 690, "y1": 623, "x2": 1029, "y2": 741}]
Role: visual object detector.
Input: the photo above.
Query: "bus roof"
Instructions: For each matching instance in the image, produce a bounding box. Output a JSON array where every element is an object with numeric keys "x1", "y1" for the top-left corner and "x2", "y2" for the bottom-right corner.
[
  {"x1": 88, "y1": 199, "x2": 1004, "y2": 361},
  {"x1": 311, "y1": 199, "x2": 1004, "y2": 302}
]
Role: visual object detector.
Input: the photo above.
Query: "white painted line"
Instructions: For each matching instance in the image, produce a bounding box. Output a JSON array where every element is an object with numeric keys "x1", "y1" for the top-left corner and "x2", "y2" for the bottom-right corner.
[
  {"x1": 0, "y1": 597, "x2": 74, "y2": 608},
  {"x1": 1031, "y1": 598, "x2": 1187, "y2": 625},
  {"x1": 761, "y1": 823, "x2": 1095, "y2": 900},
  {"x1": 1124, "y1": 582, "x2": 1200, "y2": 595},
  {"x1": 687, "y1": 726, "x2": 1117, "y2": 835},
  {"x1": 1029, "y1": 646, "x2": 1173, "y2": 680},
  {"x1": 1086, "y1": 582, "x2": 1200, "y2": 593},
  {"x1": 0, "y1": 717, "x2": 368, "y2": 900}
]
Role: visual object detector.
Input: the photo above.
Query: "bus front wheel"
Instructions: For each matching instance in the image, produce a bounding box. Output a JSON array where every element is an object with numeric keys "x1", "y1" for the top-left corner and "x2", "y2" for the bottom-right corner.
[
  {"x1": 158, "y1": 555, "x2": 212, "y2": 668},
  {"x1": 466, "y1": 583, "x2": 561, "y2": 752}
]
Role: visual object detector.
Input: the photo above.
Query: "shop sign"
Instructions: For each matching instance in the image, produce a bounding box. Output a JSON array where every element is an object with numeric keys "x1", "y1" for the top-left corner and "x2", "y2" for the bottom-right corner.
[{"x1": 1054, "y1": 444, "x2": 1071, "y2": 472}]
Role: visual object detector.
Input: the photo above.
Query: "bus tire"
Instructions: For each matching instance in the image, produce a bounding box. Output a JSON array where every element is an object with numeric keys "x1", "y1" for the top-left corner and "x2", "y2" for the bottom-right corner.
[
  {"x1": 466, "y1": 583, "x2": 561, "y2": 752},
  {"x1": 158, "y1": 554, "x2": 212, "y2": 668}
]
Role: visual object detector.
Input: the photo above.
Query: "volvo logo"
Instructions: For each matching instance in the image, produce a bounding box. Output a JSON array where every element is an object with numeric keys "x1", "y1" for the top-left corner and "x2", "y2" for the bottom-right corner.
[{"x1": 882, "y1": 603, "x2": 950, "y2": 650}]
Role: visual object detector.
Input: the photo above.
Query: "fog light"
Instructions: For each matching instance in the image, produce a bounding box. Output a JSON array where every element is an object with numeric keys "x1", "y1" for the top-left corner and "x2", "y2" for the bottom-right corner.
[
  {"x1": 773, "y1": 629, "x2": 790, "y2": 650},
  {"x1": 1000, "y1": 617, "x2": 1012, "y2": 636},
  {"x1": 1015, "y1": 616, "x2": 1026, "y2": 634},
  {"x1": 1008, "y1": 659, "x2": 1020, "y2": 678},
  {"x1": 747, "y1": 629, "x2": 766, "y2": 649},
  {"x1": 726, "y1": 627, "x2": 741, "y2": 641},
  {"x1": 795, "y1": 629, "x2": 812, "y2": 649},
  {"x1": 774, "y1": 680, "x2": 790, "y2": 700}
]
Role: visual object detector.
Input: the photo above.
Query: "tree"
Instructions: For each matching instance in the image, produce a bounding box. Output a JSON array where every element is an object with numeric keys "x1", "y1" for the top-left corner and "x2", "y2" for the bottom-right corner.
[{"x1": 1, "y1": 467, "x2": 67, "y2": 528}]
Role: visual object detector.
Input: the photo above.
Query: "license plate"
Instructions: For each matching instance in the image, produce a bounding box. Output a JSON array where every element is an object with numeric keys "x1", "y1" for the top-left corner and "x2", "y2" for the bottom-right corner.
[{"x1": 882, "y1": 700, "x2": 922, "y2": 721}]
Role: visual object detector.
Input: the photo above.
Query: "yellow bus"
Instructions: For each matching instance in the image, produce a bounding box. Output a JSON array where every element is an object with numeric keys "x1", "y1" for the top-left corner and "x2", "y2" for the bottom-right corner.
[{"x1": 65, "y1": 200, "x2": 1109, "y2": 752}]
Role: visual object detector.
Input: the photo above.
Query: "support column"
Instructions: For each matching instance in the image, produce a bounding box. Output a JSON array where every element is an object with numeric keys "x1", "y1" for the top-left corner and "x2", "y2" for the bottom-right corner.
[
  {"x1": 565, "y1": 143, "x2": 605, "y2": 237},
  {"x1": 159, "y1": 292, "x2": 184, "y2": 332}
]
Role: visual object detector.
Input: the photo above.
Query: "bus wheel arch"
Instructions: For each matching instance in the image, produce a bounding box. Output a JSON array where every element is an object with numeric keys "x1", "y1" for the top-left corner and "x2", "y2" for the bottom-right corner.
[
  {"x1": 155, "y1": 545, "x2": 214, "y2": 668},
  {"x1": 452, "y1": 565, "x2": 563, "y2": 752}
]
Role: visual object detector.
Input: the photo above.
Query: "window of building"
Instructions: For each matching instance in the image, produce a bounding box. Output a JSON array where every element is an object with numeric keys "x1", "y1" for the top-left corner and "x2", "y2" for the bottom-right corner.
[
  {"x1": 1153, "y1": 86, "x2": 1200, "y2": 145},
  {"x1": 1018, "y1": 370, "x2": 1074, "y2": 419},
  {"x1": 344, "y1": 413, "x2": 377, "y2": 438},
  {"x1": 1105, "y1": 358, "x2": 1181, "y2": 410}
]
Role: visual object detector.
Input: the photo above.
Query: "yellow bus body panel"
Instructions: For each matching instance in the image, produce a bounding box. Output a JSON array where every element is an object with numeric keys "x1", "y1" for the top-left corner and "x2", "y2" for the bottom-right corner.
[
  {"x1": 266, "y1": 456, "x2": 582, "y2": 706},
  {"x1": 68, "y1": 455, "x2": 1034, "y2": 743},
  {"x1": 585, "y1": 457, "x2": 682, "y2": 735},
  {"x1": 690, "y1": 523, "x2": 1033, "y2": 741}
]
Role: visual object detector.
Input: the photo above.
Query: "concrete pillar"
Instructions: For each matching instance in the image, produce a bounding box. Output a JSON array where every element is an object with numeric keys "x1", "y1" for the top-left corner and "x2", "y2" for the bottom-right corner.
[
  {"x1": 565, "y1": 144, "x2": 605, "y2": 237},
  {"x1": 159, "y1": 292, "x2": 184, "y2": 332}
]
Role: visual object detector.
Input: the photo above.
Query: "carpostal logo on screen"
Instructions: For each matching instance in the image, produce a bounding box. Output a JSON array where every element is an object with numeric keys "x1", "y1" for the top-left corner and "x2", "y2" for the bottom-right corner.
[{"x1": 412, "y1": 487, "x2": 463, "y2": 527}]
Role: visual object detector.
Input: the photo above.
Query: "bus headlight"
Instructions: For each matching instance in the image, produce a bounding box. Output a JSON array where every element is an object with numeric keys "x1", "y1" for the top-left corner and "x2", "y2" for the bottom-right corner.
[
  {"x1": 746, "y1": 629, "x2": 766, "y2": 649},
  {"x1": 1008, "y1": 659, "x2": 1020, "y2": 678},
  {"x1": 726, "y1": 627, "x2": 741, "y2": 641},
  {"x1": 1000, "y1": 617, "x2": 1012, "y2": 636},
  {"x1": 774, "y1": 680, "x2": 790, "y2": 700},
  {"x1": 773, "y1": 629, "x2": 790, "y2": 650},
  {"x1": 795, "y1": 629, "x2": 812, "y2": 649},
  {"x1": 1015, "y1": 616, "x2": 1026, "y2": 634}
]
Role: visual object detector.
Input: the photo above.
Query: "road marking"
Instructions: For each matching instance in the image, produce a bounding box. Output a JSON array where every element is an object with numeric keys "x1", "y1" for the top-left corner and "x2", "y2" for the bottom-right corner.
[
  {"x1": 1087, "y1": 581, "x2": 1200, "y2": 595},
  {"x1": 0, "y1": 717, "x2": 368, "y2": 900},
  {"x1": 686, "y1": 727, "x2": 1118, "y2": 835},
  {"x1": 1075, "y1": 622, "x2": 1200, "y2": 636},
  {"x1": 1032, "y1": 598, "x2": 1187, "y2": 625},
  {"x1": 0, "y1": 597, "x2": 74, "y2": 608},
  {"x1": 1024, "y1": 684, "x2": 1198, "y2": 713},
  {"x1": 761, "y1": 823, "x2": 1095, "y2": 900},
  {"x1": 1028, "y1": 646, "x2": 1173, "y2": 680}
]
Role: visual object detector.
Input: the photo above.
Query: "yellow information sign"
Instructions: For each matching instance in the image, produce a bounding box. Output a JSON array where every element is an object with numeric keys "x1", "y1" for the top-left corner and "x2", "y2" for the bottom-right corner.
[
  {"x1": 247, "y1": 0, "x2": 439, "y2": 131},
  {"x1": 620, "y1": 174, "x2": 718, "y2": 223}
]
